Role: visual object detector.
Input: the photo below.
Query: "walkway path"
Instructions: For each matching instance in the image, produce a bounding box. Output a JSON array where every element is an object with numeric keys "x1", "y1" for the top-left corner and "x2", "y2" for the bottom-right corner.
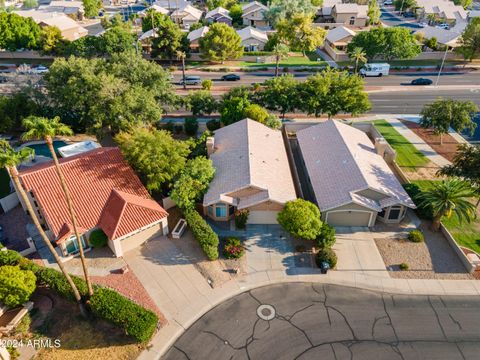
[{"x1": 315, "y1": 48, "x2": 339, "y2": 68}]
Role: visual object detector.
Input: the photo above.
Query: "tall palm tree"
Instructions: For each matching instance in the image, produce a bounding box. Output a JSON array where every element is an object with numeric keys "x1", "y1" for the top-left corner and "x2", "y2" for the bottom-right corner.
[
  {"x1": 22, "y1": 116, "x2": 94, "y2": 296},
  {"x1": 176, "y1": 50, "x2": 187, "y2": 90},
  {"x1": 349, "y1": 47, "x2": 367, "y2": 74},
  {"x1": 272, "y1": 43, "x2": 289, "y2": 77},
  {"x1": 0, "y1": 141, "x2": 86, "y2": 311},
  {"x1": 419, "y1": 178, "x2": 477, "y2": 231}
]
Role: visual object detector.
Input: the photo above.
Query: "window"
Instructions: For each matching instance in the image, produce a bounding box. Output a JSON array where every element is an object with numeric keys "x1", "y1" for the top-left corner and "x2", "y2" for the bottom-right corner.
[
  {"x1": 229, "y1": 205, "x2": 235, "y2": 216},
  {"x1": 378, "y1": 209, "x2": 386, "y2": 218},
  {"x1": 215, "y1": 204, "x2": 227, "y2": 218},
  {"x1": 388, "y1": 206, "x2": 402, "y2": 220},
  {"x1": 208, "y1": 206, "x2": 213, "y2": 216},
  {"x1": 64, "y1": 234, "x2": 87, "y2": 254},
  {"x1": 349, "y1": 16, "x2": 355, "y2": 25}
]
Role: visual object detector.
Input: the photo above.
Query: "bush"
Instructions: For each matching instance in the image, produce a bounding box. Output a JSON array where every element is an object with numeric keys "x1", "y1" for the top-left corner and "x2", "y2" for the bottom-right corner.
[
  {"x1": 206, "y1": 119, "x2": 221, "y2": 131},
  {"x1": 315, "y1": 248, "x2": 337, "y2": 269},
  {"x1": 184, "y1": 209, "x2": 219, "y2": 260},
  {"x1": 0, "y1": 266, "x2": 36, "y2": 308},
  {"x1": 403, "y1": 183, "x2": 433, "y2": 219},
  {"x1": 223, "y1": 237, "x2": 245, "y2": 259},
  {"x1": 277, "y1": 199, "x2": 322, "y2": 240},
  {"x1": 399, "y1": 262, "x2": 409, "y2": 271},
  {"x1": 161, "y1": 120, "x2": 175, "y2": 133},
  {"x1": 0, "y1": 249, "x2": 21, "y2": 266},
  {"x1": 89, "y1": 229, "x2": 108, "y2": 248},
  {"x1": 408, "y1": 229, "x2": 424, "y2": 243},
  {"x1": 184, "y1": 117, "x2": 199, "y2": 136},
  {"x1": 234, "y1": 209, "x2": 249, "y2": 229},
  {"x1": 36, "y1": 267, "x2": 89, "y2": 301},
  {"x1": 201, "y1": 79, "x2": 213, "y2": 90},
  {"x1": 89, "y1": 288, "x2": 158, "y2": 343},
  {"x1": 315, "y1": 223, "x2": 336, "y2": 249}
]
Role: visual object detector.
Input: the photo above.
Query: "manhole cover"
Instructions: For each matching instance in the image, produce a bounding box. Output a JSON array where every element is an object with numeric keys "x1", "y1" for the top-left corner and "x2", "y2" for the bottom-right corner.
[{"x1": 256, "y1": 304, "x2": 275, "y2": 321}]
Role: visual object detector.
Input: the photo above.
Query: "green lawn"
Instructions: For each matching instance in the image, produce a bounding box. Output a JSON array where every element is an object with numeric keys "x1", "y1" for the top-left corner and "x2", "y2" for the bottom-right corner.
[
  {"x1": 409, "y1": 180, "x2": 480, "y2": 254},
  {"x1": 373, "y1": 120, "x2": 429, "y2": 170},
  {"x1": 0, "y1": 168, "x2": 12, "y2": 198}
]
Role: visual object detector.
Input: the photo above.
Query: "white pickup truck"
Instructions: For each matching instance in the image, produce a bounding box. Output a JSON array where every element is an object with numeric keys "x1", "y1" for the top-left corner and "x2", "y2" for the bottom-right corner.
[{"x1": 359, "y1": 63, "x2": 390, "y2": 77}]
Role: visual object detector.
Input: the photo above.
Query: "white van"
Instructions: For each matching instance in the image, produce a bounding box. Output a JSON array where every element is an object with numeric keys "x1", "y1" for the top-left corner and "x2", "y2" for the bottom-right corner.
[
  {"x1": 179, "y1": 75, "x2": 201, "y2": 85},
  {"x1": 359, "y1": 63, "x2": 390, "y2": 77}
]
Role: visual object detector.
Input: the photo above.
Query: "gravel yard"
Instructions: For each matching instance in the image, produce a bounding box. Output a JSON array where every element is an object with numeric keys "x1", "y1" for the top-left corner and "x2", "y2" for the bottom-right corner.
[{"x1": 375, "y1": 224, "x2": 473, "y2": 280}]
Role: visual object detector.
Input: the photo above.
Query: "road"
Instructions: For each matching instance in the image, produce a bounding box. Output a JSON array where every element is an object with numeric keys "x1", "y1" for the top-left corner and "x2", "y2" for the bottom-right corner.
[
  {"x1": 380, "y1": 6, "x2": 422, "y2": 29},
  {"x1": 164, "y1": 283, "x2": 480, "y2": 360}
]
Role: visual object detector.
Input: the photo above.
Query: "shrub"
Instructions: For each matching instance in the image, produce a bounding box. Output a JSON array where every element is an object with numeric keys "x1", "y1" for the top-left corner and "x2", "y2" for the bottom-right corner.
[
  {"x1": 184, "y1": 209, "x2": 219, "y2": 260},
  {"x1": 403, "y1": 183, "x2": 434, "y2": 219},
  {"x1": 315, "y1": 248, "x2": 337, "y2": 269},
  {"x1": 184, "y1": 117, "x2": 199, "y2": 136},
  {"x1": 161, "y1": 120, "x2": 175, "y2": 133},
  {"x1": 408, "y1": 229, "x2": 424, "y2": 243},
  {"x1": 89, "y1": 229, "x2": 108, "y2": 248},
  {"x1": 234, "y1": 209, "x2": 249, "y2": 229},
  {"x1": 0, "y1": 266, "x2": 36, "y2": 308},
  {"x1": 18, "y1": 257, "x2": 42, "y2": 273},
  {"x1": 277, "y1": 199, "x2": 322, "y2": 240},
  {"x1": 89, "y1": 288, "x2": 158, "y2": 343},
  {"x1": 223, "y1": 237, "x2": 245, "y2": 259},
  {"x1": 315, "y1": 223, "x2": 336, "y2": 249},
  {"x1": 201, "y1": 79, "x2": 213, "y2": 90},
  {"x1": 36, "y1": 267, "x2": 89, "y2": 301},
  {"x1": 399, "y1": 262, "x2": 409, "y2": 271},
  {"x1": 206, "y1": 119, "x2": 221, "y2": 131},
  {"x1": 0, "y1": 249, "x2": 21, "y2": 266}
]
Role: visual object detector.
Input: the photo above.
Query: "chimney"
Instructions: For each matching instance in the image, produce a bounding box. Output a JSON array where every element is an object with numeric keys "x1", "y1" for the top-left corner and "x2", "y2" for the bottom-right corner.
[
  {"x1": 206, "y1": 136, "x2": 215, "y2": 156},
  {"x1": 374, "y1": 137, "x2": 387, "y2": 158}
]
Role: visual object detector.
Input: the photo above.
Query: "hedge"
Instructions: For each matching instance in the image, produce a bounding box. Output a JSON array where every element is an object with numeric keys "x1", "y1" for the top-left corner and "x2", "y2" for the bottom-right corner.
[
  {"x1": 35, "y1": 267, "x2": 90, "y2": 301},
  {"x1": 403, "y1": 183, "x2": 433, "y2": 220},
  {"x1": 184, "y1": 209, "x2": 219, "y2": 260},
  {"x1": 0, "y1": 249, "x2": 22, "y2": 266},
  {"x1": 89, "y1": 229, "x2": 108, "y2": 248},
  {"x1": 89, "y1": 288, "x2": 158, "y2": 342}
]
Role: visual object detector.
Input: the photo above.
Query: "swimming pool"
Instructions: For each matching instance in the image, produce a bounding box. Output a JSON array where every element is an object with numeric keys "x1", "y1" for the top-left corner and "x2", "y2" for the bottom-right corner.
[{"x1": 22, "y1": 140, "x2": 69, "y2": 158}]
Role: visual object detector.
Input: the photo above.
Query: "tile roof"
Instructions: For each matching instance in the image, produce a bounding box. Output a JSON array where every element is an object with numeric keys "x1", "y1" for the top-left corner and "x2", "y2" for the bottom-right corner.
[
  {"x1": 242, "y1": 1, "x2": 268, "y2": 17},
  {"x1": 205, "y1": 6, "x2": 231, "y2": 20},
  {"x1": 297, "y1": 120, "x2": 415, "y2": 212},
  {"x1": 237, "y1": 26, "x2": 268, "y2": 43},
  {"x1": 325, "y1": 25, "x2": 356, "y2": 44},
  {"x1": 187, "y1": 26, "x2": 209, "y2": 42},
  {"x1": 19, "y1": 148, "x2": 167, "y2": 242},
  {"x1": 203, "y1": 119, "x2": 296, "y2": 207}
]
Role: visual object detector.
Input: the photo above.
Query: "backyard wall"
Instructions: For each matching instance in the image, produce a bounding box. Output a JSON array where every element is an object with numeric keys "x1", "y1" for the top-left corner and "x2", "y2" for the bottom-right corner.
[
  {"x1": 440, "y1": 224, "x2": 476, "y2": 273},
  {"x1": 0, "y1": 192, "x2": 19, "y2": 213}
]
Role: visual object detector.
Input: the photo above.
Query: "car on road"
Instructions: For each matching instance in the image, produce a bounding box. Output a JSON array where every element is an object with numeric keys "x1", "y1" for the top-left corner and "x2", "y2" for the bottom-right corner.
[
  {"x1": 436, "y1": 23, "x2": 450, "y2": 30},
  {"x1": 403, "y1": 11, "x2": 415, "y2": 17},
  {"x1": 410, "y1": 78, "x2": 433, "y2": 85},
  {"x1": 31, "y1": 65, "x2": 49, "y2": 74},
  {"x1": 359, "y1": 63, "x2": 390, "y2": 77},
  {"x1": 221, "y1": 74, "x2": 241, "y2": 81},
  {"x1": 383, "y1": 0, "x2": 393, "y2": 5},
  {"x1": 179, "y1": 75, "x2": 201, "y2": 85},
  {"x1": 418, "y1": 21, "x2": 428, "y2": 27}
]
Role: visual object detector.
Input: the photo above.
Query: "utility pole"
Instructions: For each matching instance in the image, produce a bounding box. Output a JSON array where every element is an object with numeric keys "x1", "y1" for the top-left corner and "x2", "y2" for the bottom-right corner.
[{"x1": 435, "y1": 45, "x2": 449, "y2": 87}]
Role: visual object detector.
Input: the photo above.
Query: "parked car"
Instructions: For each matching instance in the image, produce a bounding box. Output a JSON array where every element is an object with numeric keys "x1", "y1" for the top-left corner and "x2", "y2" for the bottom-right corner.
[
  {"x1": 221, "y1": 74, "x2": 241, "y2": 81},
  {"x1": 31, "y1": 65, "x2": 49, "y2": 74},
  {"x1": 403, "y1": 11, "x2": 415, "y2": 18},
  {"x1": 436, "y1": 23, "x2": 449, "y2": 30},
  {"x1": 410, "y1": 78, "x2": 433, "y2": 85},
  {"x1": 179, "y1": 75, "x2": 201, "y2": 85},
  {"x1": 418, "y1": 21, "x2": 428, "y2": 27},
  {"x1": 383, "y1": 0, "x2": 393, "y2": 5}
]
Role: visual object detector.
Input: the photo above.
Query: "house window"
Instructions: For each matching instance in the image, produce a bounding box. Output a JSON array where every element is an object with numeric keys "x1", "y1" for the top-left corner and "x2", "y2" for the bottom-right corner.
[
  {"x1": 229, "y1": 205, "x2": 235, "y2": 216},
  {"x1": 208, "y1": 206, "x2": 213, "y2": 216},
  {"x1": 349, "y1": 16, "x2": 355, "y2": 25},
  {"x1": 378, "y1": 209, "x2": 386, "y2": 218},
  {"x1": 388, "y1": 206, "x2": 402, "y2": 220},
  {"x1": 215, "y1": 204, "x2": 227, "y2": 218},
  {"x1": 64, "y1": 234, "x2": 87, "y2": 255}
]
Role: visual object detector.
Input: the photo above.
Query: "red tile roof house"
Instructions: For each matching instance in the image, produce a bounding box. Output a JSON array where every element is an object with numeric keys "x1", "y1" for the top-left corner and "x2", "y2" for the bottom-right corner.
[{"x1": 15, "y1": 147, "x2": 169, "y2": 259}]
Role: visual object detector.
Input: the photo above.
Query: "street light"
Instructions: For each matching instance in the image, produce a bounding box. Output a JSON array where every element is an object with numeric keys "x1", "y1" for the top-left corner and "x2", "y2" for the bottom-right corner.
[{"x1": 435, "y1": 45, "x2": 449, "y2": 87}]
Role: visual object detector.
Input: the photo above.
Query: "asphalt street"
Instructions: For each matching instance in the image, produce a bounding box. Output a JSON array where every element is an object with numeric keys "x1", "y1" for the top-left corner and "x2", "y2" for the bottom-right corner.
[{"x1": 164, "y1": 283, "x2": 480, "y2": 360}]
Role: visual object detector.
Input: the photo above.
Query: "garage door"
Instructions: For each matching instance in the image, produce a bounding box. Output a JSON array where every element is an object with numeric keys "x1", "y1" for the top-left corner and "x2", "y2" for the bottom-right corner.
[
  {"x1": 326, "y1": 211, "x2": 372, "y2": 227},
  {"x1": 120, "y1": 222, "x2": 163, "y2": 255},
  {"x1": 248, "y1": 211, "x2": 279, "y2": 224}
]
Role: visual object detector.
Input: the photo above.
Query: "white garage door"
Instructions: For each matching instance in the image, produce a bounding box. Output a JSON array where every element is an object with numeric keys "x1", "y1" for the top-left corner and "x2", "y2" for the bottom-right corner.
[
  {"x1": 120, "y1": 222, "x2": 164, "y2": 255},
  {"x1": 248, "y1": 211, "x2": 279, "y2": 224},
  {"x1": 326, "y1": 211, "x2": 372, "y2": 227}
]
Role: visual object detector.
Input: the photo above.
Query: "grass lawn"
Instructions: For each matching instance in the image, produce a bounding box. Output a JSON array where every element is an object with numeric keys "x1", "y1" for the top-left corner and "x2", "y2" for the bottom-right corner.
[
  {"x1": 239, "y1": 52, "x2": 327, "y2": 67},
  {"x1": 373, "y1": 120, "x2": 429, "y2": 170},
  {"x1": 0, "y1": 168, "x2": 12, "y2": 198},
  {"x1": 410, "y1": 180, "x2": 480, "y2": 254}
]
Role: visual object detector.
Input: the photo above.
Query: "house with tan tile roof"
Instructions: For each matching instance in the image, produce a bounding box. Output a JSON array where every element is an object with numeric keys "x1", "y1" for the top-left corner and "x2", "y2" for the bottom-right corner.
[
  {"x1": 16, "y1": 147, "x2": 168, "y2": 258},
  {"x1": 296, "y1": 120, "x2": 415, "y2": 227},
  {"x1": 242, "y1": 1, "x2": 269, "y2": 28},
  {"x1": 203, "y1": 119, "x2": 297, "y2": 224}
]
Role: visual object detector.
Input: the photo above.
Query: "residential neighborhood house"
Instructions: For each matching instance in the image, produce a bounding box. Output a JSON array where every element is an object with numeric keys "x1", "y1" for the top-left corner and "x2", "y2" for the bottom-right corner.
[
  {"x1": 204, "y1": 7, "x2": 232, "y2": 25},
  {"x1": 170, "y1": 4, "x2": 203, "y2": 29},
  {"x1": 241, "y1": 1, "x2": 269, "y2": 28},
  {"x1": 416, "y1": 0, "x2": 467, "y2": 24},
  {"x1": 316, "y1": 1, "x2": 368, "y2": 28},
  {"x1": 203, "y1": 119, "x2": 297, "y2": 224},
  {"x1": 187, "y1": 26, "x2": 209, "y2": 52},
  {"x1": 296, "y1": 120, "x2": 416, "y2": 227},
  {"x1": 236, "y1": 26, "x2": 269, "y2": 52},
  {"x1": 323, "y1": 25, "x2": 357, "y2": 61},
  {"x1": 38, "y1": 0, "x2": 85, "y2": 19},
  {"x1": 16, "y1": 148, "x2": 169, "y2": 258}
]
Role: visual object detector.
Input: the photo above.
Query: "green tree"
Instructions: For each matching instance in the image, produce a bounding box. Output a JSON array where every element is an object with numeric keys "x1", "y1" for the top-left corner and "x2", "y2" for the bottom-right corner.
[
  {"x1": 39, "y1": 25, "x2": 65, "y2": 55},
  {"x1": 418, "y1": 178, "x2": 477, "y2": 231},
  {"x1": 22, "y1": 116, "x2": 94, "y2": 296},
  {"x1": 244, "y1": 104, "x2": 269, "y2": 124},
  {"x1": 22, "y1": 0, "x2": 38, "y2": 9},
  {"x1": 170, "y1": 157, "x2": 215, "y2": 210},
  {"x1": 349, "y1": 47, "x2": 367, "y2": 73},
  {"x1": 264, "y1": 114, "x2": 282, "y2": 129},
  {"x1": 219, "y1": 87, "x2": 252, "y2": 125},
  {"x1": 97, "y1": 25, "x2": 136, "y2": 55},
  {"x1": 143, "y1": 13, "x2": 184, "y2": 60},
  {"x1": 229, "y1": 4, "x2": 243, "y2": 27},
  {"x1": 299, "y1": 69, "x2": 371, "y2": 118},
  {"x1": 453, "y1": 0, "x2": 472, "y2": 9},
  {"x1": 367, "y1": 0, "x2": 381, "y2": 25},
  {"x1": 116, "y1": 127, "x2": 190, "y2": 192},
  {"x1": 199, "y1": 22, "x2": 243, "y2": 63},
  {"x1": 276, "y1": 14, "x2": 326, "y2": 54},
  {"x1": 257, "y1": 74, "x2": 299, "y2": 118},
  {"x1": 206, "y1": 0, "x2": 237, "y2": 10},
  {"x1": 0, "y1": 13, "x2": 41, "y2": 51},
  {"x1": 0, "y1": 92, "x2": 40, "y2": 133},
  {"x1": 272, "y1": 43, "x2": 289, "y2": 77},
  {"x1": 83, "y1": 0, "x2": 102, "y2": 18},
  {"x1": 0, "y1": 266, "x2": 36, "y2": 308},
  {"x1": 457, "y1": 18, "x2": 480, "y2": 61},
  {"x1": 438, "y1": 144, "x2": 480, "y2": 207},
  {"x1": 277, "y1": 199, "x2": 322, "y2": 240},
  {"x1": 419, "y1": 98, "x2": 478, "y2": 145},
  {"x1": 394, "y1": 0, "x2": 416, "y2": 12},
  {"x1": 265, "y1": 0, "x2": 317, "y2": 27},
  {"x1": 186, "y1": 90, "x2": 217, "y2": 116},
  {"x1": 347, "y1": 27, "x2": 421, "y2": 61}
]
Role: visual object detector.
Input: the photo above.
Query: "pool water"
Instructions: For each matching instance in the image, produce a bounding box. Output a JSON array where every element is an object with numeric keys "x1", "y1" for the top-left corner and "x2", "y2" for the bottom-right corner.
[{"x1": 27, "y1": 141, "x2": 68, "y2": 158}]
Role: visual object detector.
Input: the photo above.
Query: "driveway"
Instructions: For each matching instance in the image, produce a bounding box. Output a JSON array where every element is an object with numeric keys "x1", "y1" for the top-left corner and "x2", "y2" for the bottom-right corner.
[{"x1": 164, "y1": 282, "x2": 480, "y2": 360}]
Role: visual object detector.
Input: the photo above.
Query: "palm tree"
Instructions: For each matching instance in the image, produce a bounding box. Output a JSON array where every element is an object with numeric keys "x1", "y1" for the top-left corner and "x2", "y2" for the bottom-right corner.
[
  {"x1": 22, "y1": 116, "x2": 94, "y2": 296},
  {"x1": 272, "y1": 43, "x2": 289, "y2": 77},
  {"x1": 176, "y1": 50, "x2": 186, "y2": 90},
  {"x1": 350, "y1": 47, "x2": 367, "y2": 74},
  {"x1": 419, "y1": 178, "x2": 477, "y2": 231},
  {"x1": 0, "y1": 141, "x2": 86, "y2": 312}
]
